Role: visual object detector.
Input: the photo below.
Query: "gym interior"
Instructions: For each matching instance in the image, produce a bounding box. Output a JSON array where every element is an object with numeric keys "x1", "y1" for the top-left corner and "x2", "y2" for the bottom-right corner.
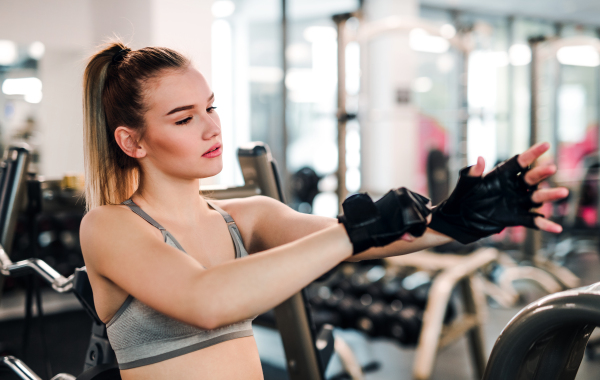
[{"x1": 1, "y1": 0, "x2": 600, "y2": 379}]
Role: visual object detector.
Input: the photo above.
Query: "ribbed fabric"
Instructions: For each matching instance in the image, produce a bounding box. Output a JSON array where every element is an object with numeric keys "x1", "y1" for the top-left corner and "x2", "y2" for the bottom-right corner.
[{"x1": 107, "y1": 199, "x2": 254, "y2": 370}]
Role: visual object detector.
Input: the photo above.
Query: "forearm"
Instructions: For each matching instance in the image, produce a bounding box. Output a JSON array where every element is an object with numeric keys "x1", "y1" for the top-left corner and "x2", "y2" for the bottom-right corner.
[
  {"x1": 346, "y1": 228, "x2": 453, "y2": 261},
  {"x1": 197, "y1": 223, "x2": 352, "y2": 328}
]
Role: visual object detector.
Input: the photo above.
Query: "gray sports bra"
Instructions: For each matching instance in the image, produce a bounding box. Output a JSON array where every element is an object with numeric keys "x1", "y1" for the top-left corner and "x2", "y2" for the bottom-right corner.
[{"x1": 106, "y1": 199, "x2": 254, "y2": 370}]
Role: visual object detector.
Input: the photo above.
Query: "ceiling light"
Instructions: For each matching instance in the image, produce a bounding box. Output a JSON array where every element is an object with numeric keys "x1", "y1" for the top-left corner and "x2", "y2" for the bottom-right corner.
[
  {"x1": 0, "y1": 40, "x2": 17, "y2": 66},
  {"x1": 557, "y1": 45, "x2": 599, "y2": 67},
  {"x1": 28, "y1": 41, "x2": 45, "y2": 60},
  {"x1": 2, "y1": 77, "x2": 42, "y2": 96},
  {"x1": 24, "y1": 91, "x2": 42, "y2": 104},
  {"x1": 410, "y1": 28, "x2": 449, "y2": 54},
  {"x1": 212, "y1": 1, "x2": 235, "y2": 18},
  {"x1": 412, "y1": 77, "x2": 433, "y2": 93},
  {"x1": 440, "y1": 24, "x2": 456, "y2": 39},
  {"x1": 508, "y1": 44, "x2": 531, "y2": 66},
  {"x1": 303, "y1": 26, "x2": 337, "y2": 43}
]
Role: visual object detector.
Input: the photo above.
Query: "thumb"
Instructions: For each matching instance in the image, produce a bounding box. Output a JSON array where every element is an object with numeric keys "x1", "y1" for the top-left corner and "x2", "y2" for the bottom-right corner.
[{"x1": 468, "y1": 156, "x2": 485, "y2": 177}]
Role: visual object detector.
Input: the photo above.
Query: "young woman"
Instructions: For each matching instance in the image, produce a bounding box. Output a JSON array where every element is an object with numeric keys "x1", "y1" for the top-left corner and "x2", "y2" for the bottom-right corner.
[{"x1": 80, "y1": 42, "x2": 568, "y2": 379}]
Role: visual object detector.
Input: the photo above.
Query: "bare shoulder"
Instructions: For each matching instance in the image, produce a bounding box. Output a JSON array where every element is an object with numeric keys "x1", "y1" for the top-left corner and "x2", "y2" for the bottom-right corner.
[
  {"x1": 209, "y1": 196, "x2": 292, "y2": 253},
  {"x1": 210, "y1": 195, "x2": 335, "y2": 252},
  {"x1": 80, "y1": 204, "x2": 162, "y2": 271},
  {"x1": 210, "y1": 195, "x2": 288, "y2": 219}
]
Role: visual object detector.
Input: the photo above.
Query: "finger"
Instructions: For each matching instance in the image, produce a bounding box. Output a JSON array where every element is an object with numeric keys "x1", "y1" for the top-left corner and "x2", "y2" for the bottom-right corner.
[
  {"x1": 426, "y1": 214, "x2": 432, "y2": 224},
  {"x1": 517, "y1": 142, "x2": 550, "y2": 168},
  {"x1": 468, "y1": 156, "x2": 485, "y2": 177},
  {"x1": 531, "y1": 187, "x2": 569, "y2": 204},
  {"x1": 523, "y1": 164, "x2": 557, "y2": 186},
  {"x1": 534, "y1": 216, "x2": 562, "y2": 234},
  {"x1": 401, "y1": 233, "x2": 415, "y2": 242}
]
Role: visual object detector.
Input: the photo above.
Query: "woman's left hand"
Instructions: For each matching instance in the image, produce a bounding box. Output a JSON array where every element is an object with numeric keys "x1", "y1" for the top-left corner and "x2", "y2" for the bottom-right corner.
[
  {"x1": 467, "y1": 142, "x2": 568, "y2": 234},
  {"x1": 428, "y1": 141, "x2": 569, "y2": 244}
]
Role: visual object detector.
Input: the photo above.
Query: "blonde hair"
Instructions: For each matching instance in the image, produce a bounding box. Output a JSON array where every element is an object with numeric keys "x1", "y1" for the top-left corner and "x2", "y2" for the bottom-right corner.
[{"x1": 83, "y1": 41, "x2": 189, "y2": 211}]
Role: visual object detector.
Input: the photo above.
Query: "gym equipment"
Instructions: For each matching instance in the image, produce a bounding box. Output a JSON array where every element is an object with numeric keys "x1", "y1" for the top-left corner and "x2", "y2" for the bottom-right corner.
[
  {"x1": 203, "y1": 142, "x2": 337, "y2": 379},
  {"x1": 290, "y1": 167, "x2": 321, "y2": 213},
  {"x1": 307, "y1": 263, "x2": 430, "y2": 346},
  {"x1": 2, "y1": 142, "x2": 339, "y2": 380},
  {"x1": 482, "y1": 281, "x2": 600, "y2": 380},
  {"x1": 387, "y1": 248, "x2": 498, "y2": 380},
  {"x1": 0, "y1": 146, "x2": 119, "y2": 380},
  {"x1": 334, "y1": 11, "x2": 471, "y2": 204},
  {"x1": 426, "y1": 149, "x2": 450, "y2": 206}
]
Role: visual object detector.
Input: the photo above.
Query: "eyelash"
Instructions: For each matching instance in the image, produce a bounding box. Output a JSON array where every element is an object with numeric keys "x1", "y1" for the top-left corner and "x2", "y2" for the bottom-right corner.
[{"x1": 175, "y1": 107, "x2": 218, "y2": 125}]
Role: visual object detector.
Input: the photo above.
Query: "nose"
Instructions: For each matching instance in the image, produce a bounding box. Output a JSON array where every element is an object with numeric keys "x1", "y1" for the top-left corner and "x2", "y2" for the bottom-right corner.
[{"x1": 202, "y1": 112, "x2": 221, "y2": 140}]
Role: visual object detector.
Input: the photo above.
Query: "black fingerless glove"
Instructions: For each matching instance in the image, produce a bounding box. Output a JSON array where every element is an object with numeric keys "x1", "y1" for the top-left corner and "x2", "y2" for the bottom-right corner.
[
  {"x1": 428, "y1": 155, "x2": 543, "y2": 244},
  {"x1": 338, "y1": 188, "x2": 431, "y2": 255}
]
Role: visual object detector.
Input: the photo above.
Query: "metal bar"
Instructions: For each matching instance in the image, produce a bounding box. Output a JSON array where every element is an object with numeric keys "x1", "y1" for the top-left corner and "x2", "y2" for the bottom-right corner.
[
  {"x1": 552, "y1": 24, "x2": 563, "y2": 167},
  {"x1": 335, "y1": 14, "x2": 349, "y2": 207},
  {"x1": 280, "y1": 0, "x2": 289, "y2": 202},
  {"x1": 460, "y1": 277, "x2": 487, "y2": 380},
  {"x1": 412, "y1": 248, "x2": 498, "y2": 380},
  {"x1": 523, "y1": 37, "x2": 544, "y2": 261},
  {"x1": 596, "y1": 28, "x2": 600, "y2": 232},
  {"x1": 0, "y1": 356, "x2": 43, "y2": 380},
  {"x1": 507, "y1": 16, "x2": 515, "y2": 157},
  {"x1": 232, "y1": 143, "x2": 325, "y2": 379},
  {"x1": 0, "y1": 145, "x2": 30, "y2": 254},
  {"x1": 0, "y1": 247, "x2": 73, "y2": 293},
  {"x1": 438, "y1": 314, "x2": 478, "y2": 349}
]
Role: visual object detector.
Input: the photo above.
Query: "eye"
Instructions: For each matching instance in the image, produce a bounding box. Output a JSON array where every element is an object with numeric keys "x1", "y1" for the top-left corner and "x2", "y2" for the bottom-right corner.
[
  {"x1": 207, "y1": 106, "x2": 217, "y2": 113},
  {"x1": 175, "y1": 116, "x2": 192, "y2": 125}
]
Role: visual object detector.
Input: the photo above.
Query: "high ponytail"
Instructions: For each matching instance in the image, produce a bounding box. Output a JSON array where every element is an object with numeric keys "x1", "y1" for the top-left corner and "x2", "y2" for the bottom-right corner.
[{"x1": 83, "y1": 41, "x2": 189, "y2": 211}]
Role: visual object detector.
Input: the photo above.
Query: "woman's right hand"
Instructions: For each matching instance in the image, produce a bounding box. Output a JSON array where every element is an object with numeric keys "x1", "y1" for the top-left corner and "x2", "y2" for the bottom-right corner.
[{"x1": 338, "y1": 188, "x2": 432, "y2": 255}]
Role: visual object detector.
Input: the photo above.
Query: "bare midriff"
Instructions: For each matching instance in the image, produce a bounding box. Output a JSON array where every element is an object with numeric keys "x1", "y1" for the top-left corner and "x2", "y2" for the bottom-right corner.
[{"x1": 119, "y1": 336, "x2": 263, "y2": 379}]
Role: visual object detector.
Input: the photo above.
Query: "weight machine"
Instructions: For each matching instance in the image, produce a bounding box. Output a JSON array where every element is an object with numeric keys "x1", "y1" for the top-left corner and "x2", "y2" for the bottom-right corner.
[
  {"x1": 482, "y1": 280, "x2": 600, "y2": 380},
  {"x1": 0, "y1": 142, "x2": 337, "y2": 380},
  {"x1": 332, "y1": 14, "x2": 498, "y2": 380},
  {"x1": 525, "y1": 34, "x2": 600, "y2": 289}
]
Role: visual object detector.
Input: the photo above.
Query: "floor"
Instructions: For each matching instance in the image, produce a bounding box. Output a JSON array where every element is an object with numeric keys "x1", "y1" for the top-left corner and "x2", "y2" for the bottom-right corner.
[{"x1": 2, "y1": 251, "x2": 600, "y2": 379}]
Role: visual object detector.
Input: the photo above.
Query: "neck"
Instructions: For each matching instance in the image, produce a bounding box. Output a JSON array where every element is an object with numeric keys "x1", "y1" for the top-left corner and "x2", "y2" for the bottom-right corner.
[{"x1": 132, "y1": 169, "x2": 209, "y2": 224}]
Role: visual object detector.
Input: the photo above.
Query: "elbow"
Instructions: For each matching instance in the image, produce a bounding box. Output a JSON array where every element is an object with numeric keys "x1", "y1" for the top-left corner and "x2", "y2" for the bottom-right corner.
[
  {"x1": 192, "y1": 298, "x2": 226, "y2": 330},
  {"x1": 193, "y1": 306, "x2": 221, "y2": 330},
  {"x1": 197, "y1": 315, "x2": 221, "y2": 330}
]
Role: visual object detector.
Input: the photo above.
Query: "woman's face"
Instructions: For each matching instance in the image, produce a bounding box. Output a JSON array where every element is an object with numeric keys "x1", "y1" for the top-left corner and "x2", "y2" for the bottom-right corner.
[{"x1": 139, "y1": 66, "x2": 222, "y2": 180}]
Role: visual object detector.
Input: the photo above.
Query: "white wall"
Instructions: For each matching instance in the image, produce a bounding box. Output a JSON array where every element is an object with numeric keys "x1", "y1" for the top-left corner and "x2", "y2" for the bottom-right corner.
[
  {"x1": 38, "y1": 50, "x2": 87, "y2": 178},
  {"x1": 0, "y1": 0, "x2": 92, "y2": 49},
  {"x1": 0, "y1": 0, "x2": 213, "y2": 179},
  {"x1": 152, "y1": 0, "x2": 213, "y2": 82}
]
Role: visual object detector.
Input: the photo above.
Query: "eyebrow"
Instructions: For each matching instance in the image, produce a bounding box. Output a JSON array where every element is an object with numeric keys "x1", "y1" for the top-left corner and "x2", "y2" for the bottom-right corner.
[{"x1": 165, "y1": 93, "x2": 215, "y2": 116}]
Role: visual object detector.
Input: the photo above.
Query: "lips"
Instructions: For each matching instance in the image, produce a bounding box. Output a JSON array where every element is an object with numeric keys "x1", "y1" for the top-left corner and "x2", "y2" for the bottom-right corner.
[{"x1": 202, "y1": 143, "x2": 222, "y2": 158}]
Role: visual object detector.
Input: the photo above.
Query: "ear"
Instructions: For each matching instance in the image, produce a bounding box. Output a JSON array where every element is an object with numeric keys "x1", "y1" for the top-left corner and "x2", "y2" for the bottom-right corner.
[{"x1": 114, "y1": 126, "x2": 146, "y2": 159}]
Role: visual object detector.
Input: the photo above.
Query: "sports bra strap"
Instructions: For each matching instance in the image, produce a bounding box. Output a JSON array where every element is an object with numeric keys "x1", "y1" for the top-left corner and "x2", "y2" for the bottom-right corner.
[
  {"x1": 122, "y1": 199, "x2": 166, "y2": 231},
  {"x1": 204, "y1": 200, "x2": 235, "y2": 224}
]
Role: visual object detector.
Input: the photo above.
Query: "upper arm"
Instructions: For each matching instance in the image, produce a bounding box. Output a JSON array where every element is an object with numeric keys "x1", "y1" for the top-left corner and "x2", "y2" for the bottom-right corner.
[
  {"x1": 80, "y1": 206, "x2": 210, "y2": 328},
  {"x1": 215, "y1": 196, "x2": 337, "y2": 253}
]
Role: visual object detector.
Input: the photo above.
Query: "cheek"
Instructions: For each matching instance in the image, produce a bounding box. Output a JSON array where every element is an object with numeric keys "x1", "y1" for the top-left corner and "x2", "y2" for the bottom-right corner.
[{"x1": 145, "y1": 126, "x2": 201, "y2": 159}]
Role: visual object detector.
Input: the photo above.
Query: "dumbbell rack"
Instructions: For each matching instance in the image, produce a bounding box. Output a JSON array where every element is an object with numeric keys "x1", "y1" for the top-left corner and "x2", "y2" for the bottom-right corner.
[{"x1": 387, "y1": 247, "x2": 499, "y2": 380}]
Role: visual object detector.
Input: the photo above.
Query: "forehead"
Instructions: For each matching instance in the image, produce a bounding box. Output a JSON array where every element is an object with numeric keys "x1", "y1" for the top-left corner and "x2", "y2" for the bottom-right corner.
[{"x1": 145, "y1": 67, "x2": 211, "y2": 113}]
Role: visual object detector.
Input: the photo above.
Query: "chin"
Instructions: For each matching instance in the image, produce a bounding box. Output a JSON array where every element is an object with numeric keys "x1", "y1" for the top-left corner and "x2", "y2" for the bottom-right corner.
[{"x1": 200, "y1": 164, "x2": 223, "y2": 178}]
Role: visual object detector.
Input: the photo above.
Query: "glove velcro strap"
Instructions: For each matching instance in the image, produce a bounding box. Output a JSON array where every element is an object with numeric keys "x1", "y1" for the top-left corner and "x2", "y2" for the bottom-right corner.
[
  {"x1": 429, "y1": 202, "x2": 482, "y2": 244},
  {"x1": 338, "y1": 189, "x2": 430, "y2": 255},
  {"x1": 337, "y1": 214, "x2": 374, "y2": 255}
]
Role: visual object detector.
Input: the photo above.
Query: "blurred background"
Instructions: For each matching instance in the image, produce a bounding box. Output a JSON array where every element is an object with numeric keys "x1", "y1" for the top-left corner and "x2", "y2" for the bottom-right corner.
[{"x1": 3, "y1": 0, "x2": 600, "y2": 379}]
